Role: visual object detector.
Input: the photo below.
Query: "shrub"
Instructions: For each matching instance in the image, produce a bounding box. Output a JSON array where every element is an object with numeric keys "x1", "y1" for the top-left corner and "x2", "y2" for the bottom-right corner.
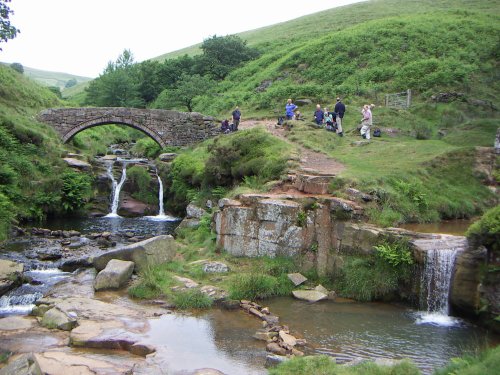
[
  {"x1": 0, "y1": 193, "x2": 14, "y2": 242},
  {"x1": 466, "y1": 205, "x2": 500, "y2": 253},
  {"x1": 228, "y1": 273, "x2": 292, "y2": 300},
  {"x1": 130, "y1": 137, "x2": 161, "y2": 158},
  {"x1": 269, "y1": 355, "x2": 420, "y2": 375},
  {"x1": 60, "y1": 170, "x2": 93, "y2": 212},
  {"x1": 128, "y1": 265, "x2": 175, "y2": 299},
  {"x1": 173, "y1": 289, "x2": 213, "y2": 309},
  {"x1": 126, "y1": 165, "x2": 157, "y2": 204},
  {"x1": 336, "y1": 256, "x2": 404, "y2": 302},
  {"x1": 374, "y1": 238, "x2": 413, "y2": 267},
  {"x1": 434, "y1": 346, "x2": 500, "y2": 375}
]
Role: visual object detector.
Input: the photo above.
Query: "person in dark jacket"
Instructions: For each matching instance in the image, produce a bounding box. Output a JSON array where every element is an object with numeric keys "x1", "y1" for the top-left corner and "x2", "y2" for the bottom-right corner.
[
  {"x1": 313, "y1": 104, "x2": 324, "y2": 126},
  {"x1": 231, "y1": 106, "x2": 241, "y2": 130},
  {"x1": 334, "y1": 97, "x2": 345, "y2": 136}
]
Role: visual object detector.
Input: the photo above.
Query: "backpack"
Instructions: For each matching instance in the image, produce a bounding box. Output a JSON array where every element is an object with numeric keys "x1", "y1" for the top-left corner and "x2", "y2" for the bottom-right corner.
[
  {"x1": 277, "y1": 116, "x2": 284, "y2": 125},
  {"x1": 373, "y1": 128, "x2": 382, "y2": 137}
]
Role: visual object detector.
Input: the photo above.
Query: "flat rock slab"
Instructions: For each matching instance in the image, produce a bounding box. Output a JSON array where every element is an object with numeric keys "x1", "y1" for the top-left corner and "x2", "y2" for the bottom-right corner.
[
  {"x1": 35, "y1": 350, "x2": 138, "y2": 375},
  {"x1": 70, "y1": 320, "x2": 154, "y2": 356},
  {"x1": 0, "y1": 316, "x2": 35, "y2": 331},
  {"x1": 292, "y1": 290, "x2": 328, "y2": 303},
  {"x1": 287, "y1": 273, "x2": 307, "y2": 286},
  {"x1": 202, "y1": 261, "x2": 229, "y2": 273},
  {"x1": 173, "y1": 276, "x2": 199, "y2": 288},
  {"x1": 63, "y1": 158, "x2": 91, "y2": 170},
  {"x1": 37, "y1": 297, "x2": 142, "y2": 322},
  {"x1": 94, "y1": 259, "x2": 134, "y2": 291}
]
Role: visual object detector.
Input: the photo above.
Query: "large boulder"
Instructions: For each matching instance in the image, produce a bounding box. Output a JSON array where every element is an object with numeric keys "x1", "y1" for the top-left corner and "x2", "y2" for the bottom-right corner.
[
  {"x1": 0, "y1": 259, "x2": 23, "y2": 296},
  {"x1": 93, "y1": 235, "x2": 177, "y2": 272},
  {"x1": 0, "y1": 353, "x2": 42, "y2": 375},
  {"x1": 62, "y1": 158, "x2": 91, "y2": 170},
  {"x1": 186, "y1": 203, "x2": 207, "y2": 219},
  {"x1": 94, "y1": 259, "x2": 134, "y2": 291},
  {"x1": 41, "y1": 307, "x2": 77, "y2": 331},
  {"x1": 292, "y1": 290, "x2": 328, "y2": 303}
]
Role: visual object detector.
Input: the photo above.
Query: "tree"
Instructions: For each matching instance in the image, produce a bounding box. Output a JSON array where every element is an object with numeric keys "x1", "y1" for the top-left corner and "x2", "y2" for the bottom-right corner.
[
  {"x1": 200, "y1": 35, "x2": 259, "y2": 80},
  {"x1": 153, "y1": 74, "x2": 214, "y2": 112},
  {"x1": 85, "y1": 49, "x2": 144, "y2": 108},
  {"x1": 9, "y1": 61, "x2": 23, "y2": 73},
  {"x1": 65, "y1": 78, "x2": 77, "y2": 88},
  {"x1": 0, "y1": 0, "x2": 19, "y2": 50}
]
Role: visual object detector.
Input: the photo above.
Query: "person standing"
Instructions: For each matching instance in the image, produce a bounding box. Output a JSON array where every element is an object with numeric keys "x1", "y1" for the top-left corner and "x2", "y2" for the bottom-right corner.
[
  {"x1": 232, "y1": 106, "x2": 241, "y2": 131},
  {"x1": 314, "y1": 104, "x2": 324, "y2": 126},
  {"x1": 360, "y1": 104, "x2": 373, "y2": 140},
  {"x1": 285, "y1": 99, "x2": 298, "y2": 120},
  {"x1": 334, "y1": 97, "x2": 345, "y2": 136}
]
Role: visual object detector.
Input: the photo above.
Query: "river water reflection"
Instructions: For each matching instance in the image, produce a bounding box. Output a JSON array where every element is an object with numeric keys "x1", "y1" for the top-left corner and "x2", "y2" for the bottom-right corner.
[{"x1": 264, "y1": 297, "x2": 498, "y2": 374}]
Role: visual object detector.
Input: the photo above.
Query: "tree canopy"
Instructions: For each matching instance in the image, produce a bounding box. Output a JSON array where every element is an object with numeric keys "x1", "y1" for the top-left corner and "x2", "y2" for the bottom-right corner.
[{"x1": 0, "y1": 0, "x2": 19, "y2": 50}]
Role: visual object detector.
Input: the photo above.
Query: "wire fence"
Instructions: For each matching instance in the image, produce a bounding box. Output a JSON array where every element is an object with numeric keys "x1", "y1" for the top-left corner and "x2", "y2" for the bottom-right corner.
[{"x1": 385, "y1": 89, "x2": 412, "y2": 109}]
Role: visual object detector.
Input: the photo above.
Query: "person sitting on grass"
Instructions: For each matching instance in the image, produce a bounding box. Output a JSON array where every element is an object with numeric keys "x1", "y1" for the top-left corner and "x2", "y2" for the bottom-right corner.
[
  {"x1": 220, "y1": 119, "x2": 230, "y2": 134},
  {"x1": 324, "y1": 110, "x2": 335, "y2": 131},
  {"x1": 313, "y1": 104, "x2": 324, "y2": 126},
  {"x1": 285, "y1": 99, "x2": 298, "y2": 120}
]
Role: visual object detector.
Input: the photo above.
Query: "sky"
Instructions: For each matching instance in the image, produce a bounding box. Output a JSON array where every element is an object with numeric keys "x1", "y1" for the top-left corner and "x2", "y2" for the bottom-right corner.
[{"x1": 0, "y1": 0, "x2": 363, "y2": 78}]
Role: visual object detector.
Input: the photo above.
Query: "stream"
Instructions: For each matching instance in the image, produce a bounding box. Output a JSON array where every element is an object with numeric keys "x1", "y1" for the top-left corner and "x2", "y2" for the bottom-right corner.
[{"x1": 1, "y1": 214, "x2": 497, "y2": 374}]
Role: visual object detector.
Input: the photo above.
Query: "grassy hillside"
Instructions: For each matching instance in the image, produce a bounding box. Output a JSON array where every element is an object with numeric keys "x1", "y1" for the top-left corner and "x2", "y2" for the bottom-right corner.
[
  {"x1": 154, "y1": 0, "x2": 499, "y2": 225},
  {"x1": 154, "y1": 0, "x2": 499, "y2": 61},
  {"x1": 22, "y1": 65, "x2": 92, "y2": 91},
  {"x1": 0, "y1": 65, "x2": 90, "y2": 240}
]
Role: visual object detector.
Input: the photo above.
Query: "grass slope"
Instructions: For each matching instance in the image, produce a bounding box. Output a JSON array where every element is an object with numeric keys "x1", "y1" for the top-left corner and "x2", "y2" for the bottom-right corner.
[
  {"x1": 21, "y1": 65, "x2": 92, "y2": 91},
  {"x1": 0, "y1": 65, "x2": 99, "y2": 240}
]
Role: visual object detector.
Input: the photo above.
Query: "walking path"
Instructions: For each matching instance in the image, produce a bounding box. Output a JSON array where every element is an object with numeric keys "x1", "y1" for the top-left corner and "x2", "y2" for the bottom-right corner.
[{"x1": 239, "y1": 119, "x2": 345, "y2": 176}]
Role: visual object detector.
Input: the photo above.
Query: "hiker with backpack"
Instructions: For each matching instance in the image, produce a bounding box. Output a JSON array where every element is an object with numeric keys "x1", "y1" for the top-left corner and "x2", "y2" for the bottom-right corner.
[{"x1": 232, "y1": 106, "x2": 241, "y2": 131}]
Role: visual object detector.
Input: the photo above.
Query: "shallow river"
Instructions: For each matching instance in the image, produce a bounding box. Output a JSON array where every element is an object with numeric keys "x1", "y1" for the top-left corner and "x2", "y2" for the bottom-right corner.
[{"x1": 2, "y1": 216, "x2": 498, "y2": 374}]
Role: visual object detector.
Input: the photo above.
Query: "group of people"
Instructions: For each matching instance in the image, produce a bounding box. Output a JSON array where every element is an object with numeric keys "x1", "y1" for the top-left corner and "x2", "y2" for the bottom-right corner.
[
  {"x1": 286, "y1": 98, "x2": 346, "y2": 137},
  {"x1": 285, "y1": 98, "x2": 376, "y2": 140},
  {"x1": 220, "y1": 106, "x2": 241, "y2": 134},
  {"x1": 220, "y1": 100, "x2": 377, "y2": 140}
]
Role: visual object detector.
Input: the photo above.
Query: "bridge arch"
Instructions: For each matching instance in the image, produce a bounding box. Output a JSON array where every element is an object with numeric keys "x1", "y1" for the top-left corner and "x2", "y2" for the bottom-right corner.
[
  {"x1": 37, "y1": 107, "x2": 219, "y2": 148},
  {"x1": 62, "y1": 116, "x2": 166, "y2": 148}
]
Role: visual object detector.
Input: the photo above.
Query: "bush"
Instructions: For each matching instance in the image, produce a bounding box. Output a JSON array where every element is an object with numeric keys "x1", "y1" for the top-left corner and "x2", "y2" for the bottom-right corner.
[
  {"x1": 335, "y1": 255, "x2": 409, "y2": 302},
  {"x1": 0, "y1": 193, "x2": 14, "y2": 242},
  {"x1": 374, "y1": 238, "x2": 413, "y2": 267},
  {"x1": 466, "y1": 206, "x2": 500, "y2": 253},
  {"x1": 269, "y1": 355, "x2": 420, "y2": 375},
  {"x1": 126, "y1": 165, "x2": 157, "y2": 204},
  {"x1": 173, "y1": 289, "x2": 213, "y2": 309},
  {"x1": 60, "y1": 170, "x2": 93, "y2": 212},
  {"x1": 434, "y1": 346, "x2": 500, "y2": 375},
  {"x1": 228, "y1": 273, "x2": 293, "y2": 300},
  {"x1": 128, "y1": 265, "x2": 175, "y2": 299},
  {"x1": 130, "y1": 137, "x2": 161, "y2": 158}
]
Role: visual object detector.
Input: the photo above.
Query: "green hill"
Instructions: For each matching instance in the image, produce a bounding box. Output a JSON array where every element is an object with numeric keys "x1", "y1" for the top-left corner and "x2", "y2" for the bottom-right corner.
[
  {"x1": 0, "y1": 65, "x2": 90, "y2": 240},
  {"x1": 21, "y1": 65, "x2": 92, "y2": 91}
]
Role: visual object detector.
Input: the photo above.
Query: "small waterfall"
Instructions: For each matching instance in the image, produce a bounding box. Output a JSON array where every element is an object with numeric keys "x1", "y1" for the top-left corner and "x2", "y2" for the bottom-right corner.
[
  {"x1": 105, "y1": 161, "x2": 127, "y2": 217},
  {"x1": 156, "y1": 171, "x2": 165, "y2": 216},
  {"x1": 414, "y1": 236, "x2": 466, "y2": 326}
]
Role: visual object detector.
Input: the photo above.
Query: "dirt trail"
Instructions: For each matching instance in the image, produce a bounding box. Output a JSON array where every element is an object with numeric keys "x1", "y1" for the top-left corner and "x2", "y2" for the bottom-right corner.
[{"x1": 239, "y1": 119, "x2": 345, "y2": 176}]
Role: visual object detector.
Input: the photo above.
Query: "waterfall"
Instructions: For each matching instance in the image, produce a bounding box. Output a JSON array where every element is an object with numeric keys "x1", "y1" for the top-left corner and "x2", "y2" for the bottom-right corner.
[
  {"x1": 157, "y1": 171, "x2": 165, "y2": 216},
  {"x1": 105, "y1": 161, "x2": 127, "y2": 217},
  {"x1": 414, "y1": 236, "x2": 466, "y2": 326}
]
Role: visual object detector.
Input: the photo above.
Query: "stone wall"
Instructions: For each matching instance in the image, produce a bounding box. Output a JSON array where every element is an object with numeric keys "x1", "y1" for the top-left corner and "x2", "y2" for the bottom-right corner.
[
  {"x1": 214, "y1": 193, "x2": 485, "y2": 316},
  {"x1": 37, "y1": 107, "x2": 220, "y2": 148}
]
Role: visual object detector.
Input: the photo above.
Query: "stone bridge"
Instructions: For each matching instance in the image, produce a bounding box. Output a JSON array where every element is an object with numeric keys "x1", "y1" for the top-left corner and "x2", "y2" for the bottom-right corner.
[{"x1": 37, "y1": 107, "x2": 220, "y2": 148}]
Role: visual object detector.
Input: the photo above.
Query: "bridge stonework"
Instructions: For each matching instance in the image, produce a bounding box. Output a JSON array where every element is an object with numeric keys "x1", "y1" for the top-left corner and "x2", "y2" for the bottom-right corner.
[{"x1": 37, "y1": 107, "x2": 220, "y2": 148}]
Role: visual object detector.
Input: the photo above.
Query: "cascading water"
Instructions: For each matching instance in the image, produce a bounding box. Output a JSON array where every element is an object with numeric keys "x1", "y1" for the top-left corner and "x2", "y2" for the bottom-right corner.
[
  {"x1": 414, "y1": 236, "x2": 466, "y2": 326},
  {"x1": 144, "y1": 170, "x2": 178, "y2": 221},
  {"x1": 105, "y1": 161, "x2": 127, "y2": 218},
  {"x1": 157, "y1": 171, "x2": 165, "y2": 217}
]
